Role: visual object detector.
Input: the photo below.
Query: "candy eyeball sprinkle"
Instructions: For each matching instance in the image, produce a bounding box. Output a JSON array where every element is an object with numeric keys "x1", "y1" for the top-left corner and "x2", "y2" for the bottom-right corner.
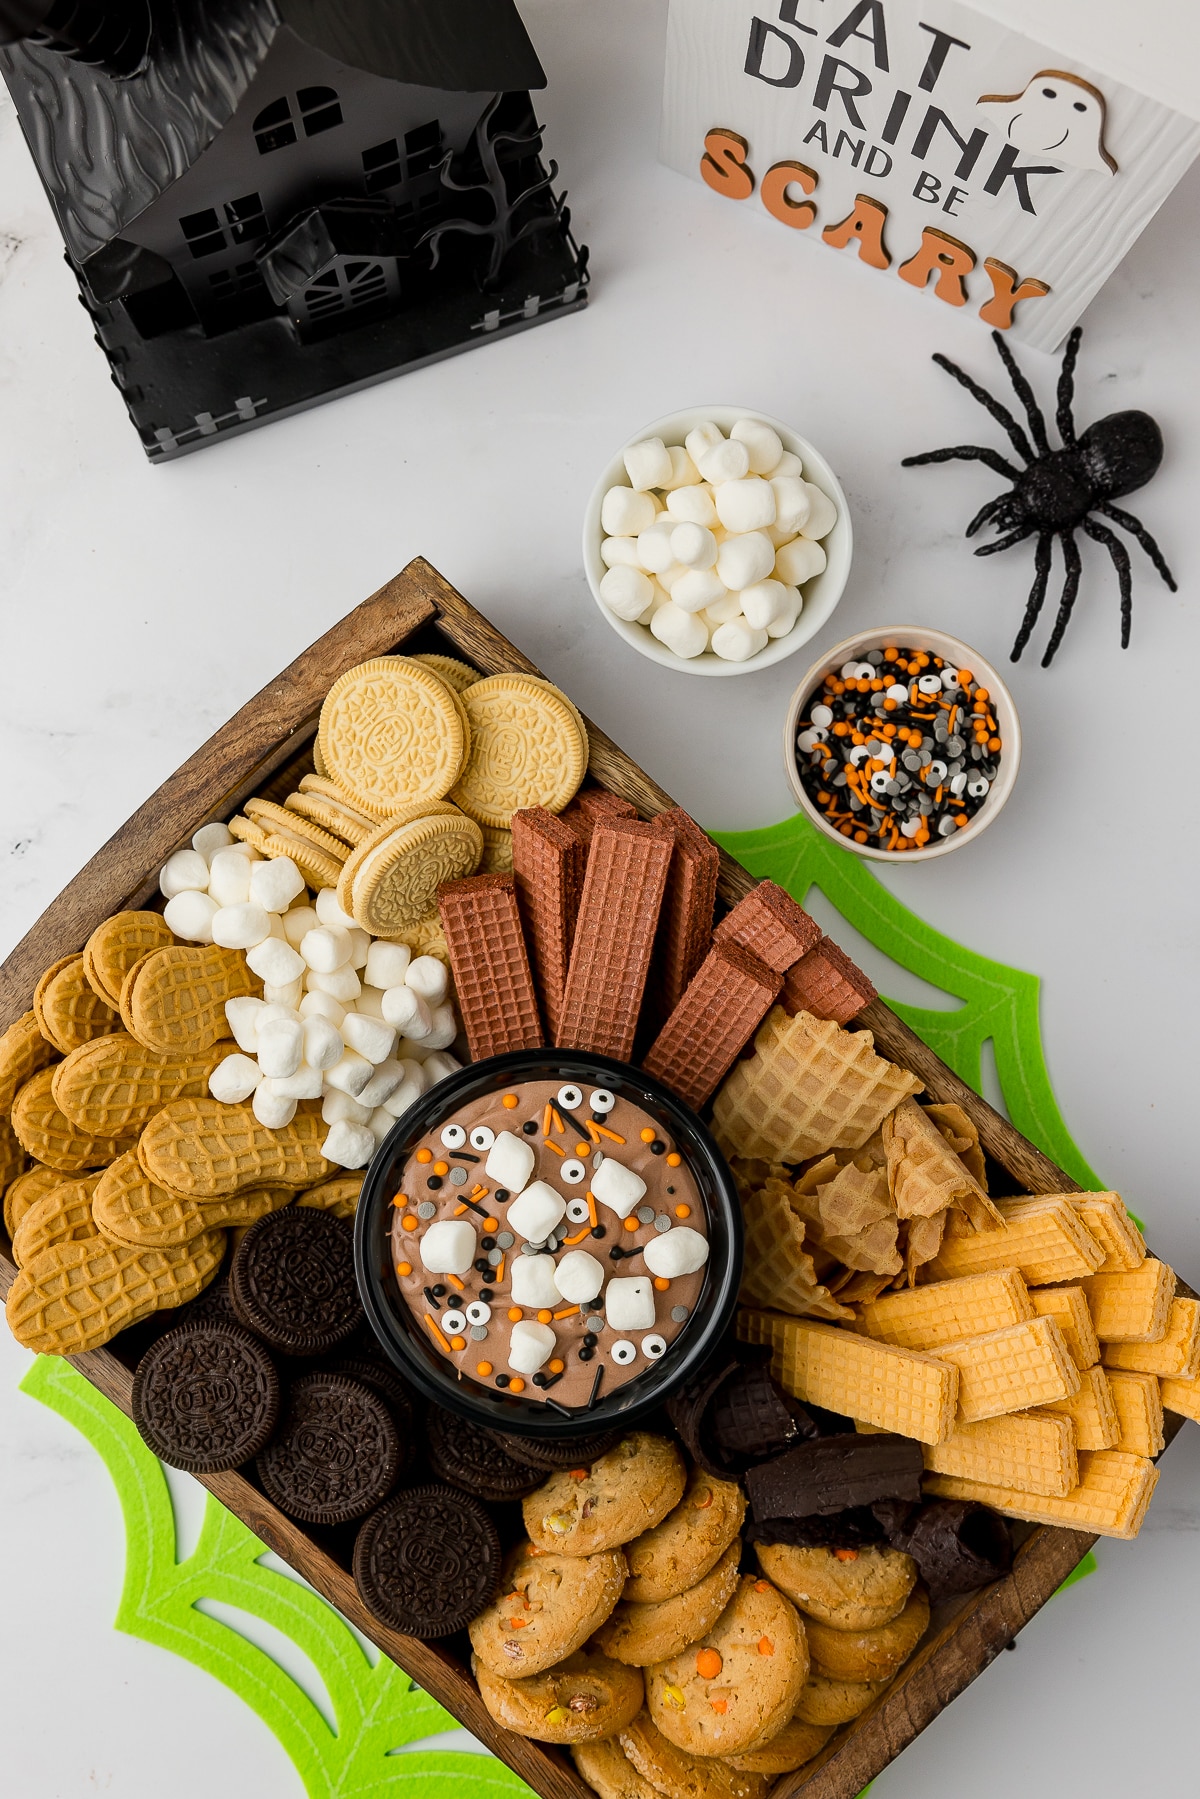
[
  {"x1": 440, "y1": 1124, "x2": 466, "y2": 1149},
  {"x1": 440, "y1": 1309, "x2": 467, "y2": 1335},
  {"x1": 557, "y1": 1084, "x2": 584, "y2": 1110},
  {"x1": 561, "y1": 1159, "x2": 587, "y2": 1185},
  {"x1": 611, "y1": 1339, "x2": 637, "y2": 1365},
  {"x1": 469, "y1": 1125, "x2": 495, "y2": 1151},
  {"x1": 589, "y1": 1089, "x2": 616, "y2": 1114},
  {"x1": 565, "y1": 1197, "x2": 591, "y2": 1223},
  {"x1": 465, "y1": 1300, "x2": 492, "y2": 1326},
  {"x1": 641, "y1": 1334, "x2": 667, "y2": 1359}
]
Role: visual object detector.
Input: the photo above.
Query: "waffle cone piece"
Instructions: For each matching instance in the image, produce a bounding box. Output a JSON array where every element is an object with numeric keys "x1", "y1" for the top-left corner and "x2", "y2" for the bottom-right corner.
[
  {"x1": 11, "y1": 1174, "x2": 102, "y2": 1265},
  {"x1": 6, "y1": 1231, "x2": 225, "y2": 1354},
  {"x1": 12, "y1": 1066, "x2": 138, "y2": 1172},
  {"x1": 84, "y1": 911, "x2": 175, "y2": 1007},
  {"x1": 127, "y1": 945, "x2": 259, "y2": 1053},
  {"x1": 740, "y1": 1185, "x2": 854, "y2": 1321},
  {"x1": 713, "y1": 1008, "x2": 922, "y2": 1164},
  {"x1": 0, "y1": 1011, "x2": 59, "y2": 1114},
  {"x1": 138, "y1": 1100, "x2": 333, "y2": 1198},
  {"x1": 37, "y1": 956, "x2": 120, "y2": 1054},
  {"x1": 52, "y1": 1033, "x2": 228, "y2": 1135},
  {"x1": 883, "y1": 1098, "x2": 1001, "y2": 1227},
  {"x1": 1037, "y1": 1365, "x2": 1120, "y2": 1450},
  {"x1": 1106, "y1": 1297, "x2": 1200, "y2": 1379}
]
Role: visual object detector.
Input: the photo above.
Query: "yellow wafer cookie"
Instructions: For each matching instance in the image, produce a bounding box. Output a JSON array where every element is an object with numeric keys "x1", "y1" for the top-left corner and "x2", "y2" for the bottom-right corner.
[
  {"x1": 936, "y1": 1316, "x2": 1078, "y2": 1421},
  {"x1": 4, "y1": 1164, "x2": 60, "y2": 1244},
  {"x1": 1035, "y1": 1365, "x2": 1120, "y2": 1450},
  {"x1": 138, "y1": 1099, "x2": 333, "y2": 1197},
  {"x1": 319, "y1": 656, "x2": 467, "y2": 814},
  {"x1": 11, "y1": 1067, "x2": 137, "y2": 1172},
  {"x1": 295, "y1": 1174, "x2": 363, "y2": 1219},
  {"x1": 450, "y1": 674, "x2": 588, "y2": 828},
  {"x1": 83, "y1": 911, "x2": 175, "y2": 1007},
  {"x1": 1160, "y1": 1367, "x2": 1200, "y2": 1423},
  {"x1": 11, "y1": 1174, "x2": 102, "y2": 1265},
  {"x1": 855, "y1": 1269, "x2": 1032, "y2": 1351},
  {"x1": 1080, "y1": 1259, "x2": 1174, "y2": 1343},
  {"x1": 5, "y1": 1231, "x2": 225, "y2": 1354},
  {"x1": 1105, "y1": 1369, "x2": 1164, "y2": 1457},
  {"x1": 1105, "y1": 1298, "x2": 1200, "y2": 1380},
  {"x1": 337, "y1": 809, "x2": 483, "y2": 935},
  {"x1": 920, "y1": 1410, "x2": 1078, "y2": 1497},
  {"x1": 52, "y1": 1032, "x2": 227, "y2": 1135},
  {"x1": 1028, "y1": 1285, "x2": 1100, "y2": 1369},
  {"x1": 930, "y1": 1196, "x2": 1106, "y2": 1286},
  {"x1": 924, "y1": 1449, "x2": 1159, "y2": 1540},
  {"x1": 285, "y1": 791, "x2": 374, "y2": 846},
  {"x1": 0, "y1": 1010, "x2": 58, "y2": 1114},
  {"x1": 246, "y1": 798, "x2": 350, "y2": 861},
  {"x1": 228, "y1": 814, "x2": 271, "y2": 852},
  {"x1": 1068, "y1": 1192, "x2": 1146, "y2": 1272},
  {"x1": 411, "y1": 653, "x2": 481, "y2": 692},
  {"x1": 738, "y1": 1309, "x2": 959, "y2": 1444},
  {"x1": 128, "y1": 945, "x2": 258, "y2": 1053}
]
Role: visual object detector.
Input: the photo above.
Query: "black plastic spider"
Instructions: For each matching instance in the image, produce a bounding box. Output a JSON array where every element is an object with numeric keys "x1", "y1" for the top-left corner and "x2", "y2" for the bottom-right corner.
[{"x1": 902, "y1": 328, "x2": 1176, "y2": 666}]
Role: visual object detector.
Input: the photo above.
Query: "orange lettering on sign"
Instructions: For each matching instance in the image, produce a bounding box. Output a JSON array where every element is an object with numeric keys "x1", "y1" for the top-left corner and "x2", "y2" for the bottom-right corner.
[
  {"x1": 979, "y1": 256, "x2": 1052, "y2": 329},
  {"x1": 821, "y1": 194, "x2": 891, "y2": 269},
  {"x1": 898, "y1": 227, "x2": 976, "y2": 305},
  {"x1": 760, "y1": 159, "x2": 818, "y2": 229},
  {"x1": 701, "y1": 128, "x2": 754, "y2": 200}
]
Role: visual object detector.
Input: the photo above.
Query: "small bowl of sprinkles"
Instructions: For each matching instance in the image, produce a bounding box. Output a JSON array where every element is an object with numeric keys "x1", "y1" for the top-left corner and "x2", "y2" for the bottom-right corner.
[{"x1": 784, "y1": 627, "x2": 1021, "y2": 861}]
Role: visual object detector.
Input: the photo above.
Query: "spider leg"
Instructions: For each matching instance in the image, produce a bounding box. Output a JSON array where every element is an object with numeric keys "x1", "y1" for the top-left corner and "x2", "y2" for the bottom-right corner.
[
  {"x1": 927, "y1": 352, "x2": 1034, "y2": 462},
  {"x1": 965, "y1": 494, "x2": 1011, "y2": 538},
  {"x1": 1055, "y1": 326, "x2": 1083, "y2": 447},
  {"x1": 1010, "y1": 533, "x2": 1054, "y2": 662},
  {"x1": 1096, "y1": 501, "x2": 1178, "y2": 591},
  {"x1": 991, "y1": 332, "x2": 1050, "y2": 456},
  {"x1": 973, "y1": 523, "x2": 1034, "y2": 557},
  {"x1": 1082, "y1": 516, "x2": 1134, "y2": 648},
  {"x1": 901, "y1": 445, "x2": 1021, "y2": 481},
  {"x1": 1041, "y1": 532, "x2": 1083, "y2": 666}
]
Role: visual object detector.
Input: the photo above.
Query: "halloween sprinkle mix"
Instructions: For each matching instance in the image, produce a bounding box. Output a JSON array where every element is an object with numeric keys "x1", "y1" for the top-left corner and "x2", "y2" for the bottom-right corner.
[{"x1": 794, "y1": 646, "x2": 1002, "y2": 851}]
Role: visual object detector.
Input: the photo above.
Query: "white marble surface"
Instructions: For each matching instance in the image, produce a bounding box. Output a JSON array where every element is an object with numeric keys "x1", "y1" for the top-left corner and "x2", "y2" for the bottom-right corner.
[{"x1": 3, "y1": 2, "x2": 1200, "y2": 1794}]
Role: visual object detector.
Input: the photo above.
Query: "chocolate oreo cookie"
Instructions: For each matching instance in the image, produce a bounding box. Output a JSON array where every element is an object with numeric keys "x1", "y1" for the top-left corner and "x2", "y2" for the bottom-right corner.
[
  {"x1": 497, "y1": 1427, "x2": 622, "y2": 1471},
  {"x1": 427, "y1": 1408, "x2": 544, "y2": 1501},
  {"x1": 322, "y1": 1354, "x2": 415, "y2": 1435},
  {"x1": 256, "y1": 1372, "x2": 400, "y2": 1525},
  {"x1": 353, "y1": 1483, "x2": 501, "y2": 1638},
  {"x1": 132, "y1": 1320, "x2": 280, "y2": 1473},
  {"x1": 230, "y1": 1209, "x2": 362, "y2": 1356}
]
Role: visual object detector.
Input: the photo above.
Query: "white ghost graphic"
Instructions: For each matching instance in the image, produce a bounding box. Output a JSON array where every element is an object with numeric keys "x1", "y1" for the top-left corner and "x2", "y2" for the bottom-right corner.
[{"x1": 978, "y1": 70, "x2": 1117, "y2": 175}]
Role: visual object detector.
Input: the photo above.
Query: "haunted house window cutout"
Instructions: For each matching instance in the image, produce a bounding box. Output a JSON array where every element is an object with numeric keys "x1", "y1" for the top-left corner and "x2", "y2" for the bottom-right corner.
[
  {"x1": 254, "y1": 87, "x2": 343, "y2": 154},
  {"x1": 209, "y1": 260, "x2": 268, "y2": 298},
  {"x1": 361, "y1": 120, "x2": 443, "y2": 195},
  {"x1": 179, "y1": 195, "x2": 267, "y2": 258},
  {"x1": 295, "y1": 257, "x2": 399, "y2": 329}
]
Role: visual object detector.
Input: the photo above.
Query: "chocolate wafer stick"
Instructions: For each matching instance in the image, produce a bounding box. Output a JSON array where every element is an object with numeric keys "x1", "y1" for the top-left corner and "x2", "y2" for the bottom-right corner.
[
  {"x1": 555, "y1": 820, "x2": 672, "y2": 1060},
  {"x1": 714, "y1": 879, "x2": 821, "y2": 972},
  {"x1": 782, "y1": 936, "x2": 877, "y2": 1025},
  {"x1": 511, "y1": 808, "x2": 586, "y2": 1042},
  {"x1": 560, "y1": 788, "x2": 636, "y2": 845},
  {"x1": 643, "y1": 941, "x2": 781, "y2": 1110},
  {"x1": 651, "y1": 807, "x2": 721, "y2": 1017},
  {"x1": 436, "y1": 874, "x2": 544, "y2": 1060}
]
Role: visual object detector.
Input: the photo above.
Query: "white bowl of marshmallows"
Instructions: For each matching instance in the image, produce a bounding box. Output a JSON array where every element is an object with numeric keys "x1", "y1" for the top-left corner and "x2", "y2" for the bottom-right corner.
[{"x1": 583, "y1": 406, "x2": 852, "y2": 676}]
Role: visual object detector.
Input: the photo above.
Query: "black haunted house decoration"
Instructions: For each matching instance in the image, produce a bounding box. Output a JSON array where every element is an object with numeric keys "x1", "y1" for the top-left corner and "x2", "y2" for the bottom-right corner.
[{"x1": 0, "y1": 0, "x2": 589, "y2": 459}]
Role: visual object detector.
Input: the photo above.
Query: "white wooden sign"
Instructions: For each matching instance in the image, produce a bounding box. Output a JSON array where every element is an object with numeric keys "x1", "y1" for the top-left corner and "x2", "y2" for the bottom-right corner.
[{"x1": 660, "y1": 0, "x2": 1200, "y2": 348}]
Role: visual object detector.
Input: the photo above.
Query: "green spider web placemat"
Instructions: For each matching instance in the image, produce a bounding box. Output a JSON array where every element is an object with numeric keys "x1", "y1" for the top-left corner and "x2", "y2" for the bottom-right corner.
[{"x1": 17, "y1": 809, "x2": 1104, "y2": 1797}]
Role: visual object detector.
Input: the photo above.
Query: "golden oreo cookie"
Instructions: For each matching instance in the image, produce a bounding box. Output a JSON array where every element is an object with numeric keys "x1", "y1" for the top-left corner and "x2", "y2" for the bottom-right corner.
[
  {"x1": 228, "y1": 814, "x2": 271, "y2": 852},
  {"x1": 261, "y1": 832, "x2": 345, "y2": 890},
  {"x1": 479, "y1": 826, "x2": 514, "y2": 873},
  {"x1": 451, "y1": 675, "x2": 588, "y2": 828},
  {"x1": 285, "y1": 791, "x2": 374, "y2": 846},
  {"x1": 245, "y1": 798, "x2": 350, "y2": 862},
  {"x1": 84, "y1": 911, "x2": 175, "y2": 1007},
  {"x1": 412, "y1": 653, "x2": 481, "y2": 692},
  {"x1": 318, "y1": 657, "x2": 467, "y2": 815},
  {"x1": 337, "y1": 809, "x2": 482, "y2": 935}
]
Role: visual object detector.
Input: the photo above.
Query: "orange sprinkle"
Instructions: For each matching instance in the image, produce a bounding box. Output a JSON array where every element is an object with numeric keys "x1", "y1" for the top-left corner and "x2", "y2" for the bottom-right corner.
[
  {"x1": 586, "y1": 1192, "x2": 598, "y2": 1227},
  {"x1": 542, "y1": 1138, "x2": 565, "y2": 1156},
  {"x1": 563, "y1": 1227, "x2": 591, "y2": 1246},
  {"x1": 958, "y1": 667, "x2": 973, "y2": 682},
  {"x1": 758, "y1": 1636, "x2": 775, "y2": 1657},
  {"x1": 495, "y1": 1255, "x2": 505, "y2": 1283},
  {"x1": 423, "y1": 1313, "x2": 452, "y2": 1355},
  {"x1": 416, "y1": 1148, "x2": 433, "y2": 1164},
  {"x1": 433, "y1": 1161, "x2": 449, "y2": 1176},
  {"x1": 553, "y1": 1305, "x2": 580, "y2": 1320},
  {"x1": 640, "y1": 1128, "x2": 655, "y2": 1143},
  {"x1": 477, "y1": 1361, "x2": 494, "y2": 1377},
  {"x1": 551, "y1": 1107, "x2": 565, "y2": 1134},
  {"x1": 594, "y1": 1124, "x2": 625, "y2": 1144},
  {"x1": 624, "y1": 1216, "x2": 640, "y2": 1233},
  {"x1": 696, "y1": 1649, "x2": 723, "y2": 1679},
  {"x1": 834, "y1": 1548, "x2": 860, "y2": 1562},
  {"x1": 674, "y1": 1204, "x2": 691, "y2": 1219},
  {"x1": 450, "y1": 1335, "x2": 466, "y2": 1351},
  {"x1": 484, "y1": 1217, "x2": 500, "y2": 1232},
  {"x1": 453, "y1": 1204, "x2": 468, "y2": 1216},
  {"x1": 575, "y1": 1142, "x2": 589, "y2": 1157},
  {"x1": 653, "y1": 1277, "x2": 670, "y2": 1292},
  {"x1": 502, "y1": 1094, "x2": 519, "y2": 1108},
  {"x1": 395, "y1": 1262, "x2": 412, "y2": 1278},
  {"x1": 709, "y1": 1700, "x2": 727, "y2": 1715},
  {"x1": 548, "y1": 1359, "x2": 565, "y2": 1374},
  {"x1": 537, "y1": 1309, "x2": 553, "y2": 1324},
  {"x1": 509, "y1": 1378, "x2": 525, "y2": 1394},
  {"x1": 542, "y1": 1103, "x2": 553, "y2": 1134},
  {"x1": 508, "y1": 1307, "x2": 523, "y2": 1322},
  {"x1": 666, "y1": 1153, "x2": 681, "y2": 1168},
  {"x1": 585, "y1": 1119, "x2": 602, "y2": 1143},
  {"x1": 988, "y1": 736, "x2": 1002, "y2": 752},
  {"x1": 402, "y1": 1214, "x2": 418, "y2": 1233},
  {"x1": 446, "y1": 1273, "x2": 464, "y2": 1290}
]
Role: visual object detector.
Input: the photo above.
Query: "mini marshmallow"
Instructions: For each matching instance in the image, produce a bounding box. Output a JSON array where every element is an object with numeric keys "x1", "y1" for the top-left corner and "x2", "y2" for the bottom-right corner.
[
  {"x1": 192, "y1": 821, "x2": 234, "y2": 863},
  {"x1": 716, "y1": 531, "x2": 775, "y2": 592},
  {"x1": 766, "y1": 585, "x2": 803, "y2": 639},
  {"x1": 355, "y1": 986, "x2": 386, "y2": 1019},
  {"x1": 421, "y1": 1051, "x2": 461, "y2": 1083},
  {"x1": 624, "y1": 436, "x2": 673, "y2": 490},
  {"x1": 553, "y1": 1249, "x2": 605, "y2": 1305},
  {"x1": 635, "y1": 523, "x2": 676, "y2": 575},
  {"x1": 770, "y1": 474, "x2": 812, "y2": 535},
  {"x1": 268, "y1": 913, "x2": 288, "y2": 941},
  {"x1": 211, "y1": 902, "x2": 273, "y2": 951},
  {"x1": 381, "y1": 985, "x2": 432, "y2": 1038},
  {"x1": 601, "y1": 485, "x2": 657, "y2": 537},
  {"x1": 606, "y1": 1275, "x2": 656, "y2": 1331},
  {"x1": 281, "y1": 905, "x2": 320, "y2": 948},
  {"x1": 322, "y1": 1088, "x2": 371, "y2": 1126},
  {"x1": 714, "y1": 476, "x2": 776, "y2": 534},
  {"x1": 740, "y1": 579, "x2": 790, "y2": 631},
  {"x1": 485, "y1": 1129, "x2": 536, "y2": 1194},
  {"x1": 591, "y1": 1157, "x2": 648, "y2": 1214},
  {"x1": 315, "y1": 887, "x2": 357, "y2": 931},
  {"x1": 643, "y1": 1226, "x2": 710, "y2": 1278},
  {"x1": 256, "y1": 1017, "x2": 303, "y2": 1079},
  {"x1": 697, "y1": 438, "x2": 751, "y2": 483},
  {"x1": 731, "y1": 417, "x2": 785, "y2": 475},
  {"x1": 258, "y1": 1001, "x2": 302, "y2": 1027},
  {"x1": 651, "y1": 602, "x2": 708, "y2": 659},
  {"x1": 670, "y1": 523, "x2": 717, "y2": 570},
  {"x1": 356, "y1": 1058, "x2": 406, "y2": 1108},
  {"x1": 249, "y1": 856, "x2": 305, "y2": 913},
  {"x1": 324, "y1": 1047, "x2": 375, "y2": 1098},
  {"x1": 774, "y1": 538, "x2": 828, "y2": 585},
  {"x1": 767, "y1": 449, "x2": 803, "y2": 479},
  {"x1": 711, "y1": 620, "x2": 769, "y2": 662},
  {"x1": 510, "y1": 1253, "x2": 562, "y2": 1309},
  {"x1": 225, "y1": 996, "x2": 265, "y2": 1053},
  {"x1": 246, "y1": 936, "x2": 306, "y2": 987},
  {"x1": 301, "y1": 925, "x2": 352, "y2": 973},
  {"x1": 659, "y1": 444, "x2": 702, "y2": 489},
  {"x1": 419, "y1": 1004, "x2": 458, "y2": 1052},
  {"x1": 382, "y1": 1067, "x2": 427, "y2": 1118},
  {"x1": 160, "y1": 849, "x2": 210, "y2": 899},
  {"x1": 267, "y1": 1064, "x2": 324, "y2": 1101},
  {"x1": 600, "y1": 565, "x2": 654, "y2": 621},
  {"x1": 508, "y1": 1320, "x2": 556, "y2": 1375},
  {"x1": 505, "y1": 1180, "x2": 566, "y2": 1243},
  {"x1": 665, "y1": 484, "x2": 719, "y2": 527},
  {"x1": 302, "y1": 1014, "x2": 344, "y2": 1072},
  {"x1": 347, "y1": 928, "x2": 370, "y2": 971},
  {"x1": 368, "y1": 1107, "x2": 394, "y2": 1145},
  {"x1": 701, "y1": 592, "x2": 745, "y2": 627},
  {"x1": 299, "y1": 990, "x2": 346, "y2": 1028},
  {"x1": 208, "y1": 1053, "x2": 262, "y2": 1104},
  {"x1": 670, "y1": 567, "x2": 726, "y2": 614},
  {"x1": 420, "y1": 1218, "x2": 476, "y2": 1274},
  {"x1": 800, "y1": 482, "x2": 838, "y2": 539},
  {"x1": 163, "y1": 890, "x2": 218, "y2": 943},
  {"x1": 253, "y1": 1085, "x2": 298, "y2": 1130},
  {"x1": 306, "y1": 965, "x2": 362, "y2": 1003},
  {"x1": 322, "y1": 1118, "x2": 376, "y2": 1171},
  {"x1": 684, "y1": 421, "x2": 724, "y2": 466},
  {"x1": 406, "y1": 956, "x2": 449, "y2": 1006},
  {"x1": 207, "y1": 848, "x2": 254, "y2": 907},
  {"x1": 655, "y1": 562, "x2": 693, "y2": 596},
  {"x1": 264, "y1": 975, "x2": 304, "y2": 1007},
  {"x1": 366, "y1": 941, "x2": 411, "y2": 990},
  {"x1": 341, "y1": 1010, "x2": 397, "y2": 1066},
  {"x1": 601, "y1": 536, "x2": 644, "y2": 570}
]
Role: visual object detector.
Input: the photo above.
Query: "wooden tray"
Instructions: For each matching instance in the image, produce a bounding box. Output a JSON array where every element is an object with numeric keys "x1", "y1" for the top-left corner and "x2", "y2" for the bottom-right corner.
[{"x1": 0, "y1": 558, "x2": 1179, "y2": 1799}]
